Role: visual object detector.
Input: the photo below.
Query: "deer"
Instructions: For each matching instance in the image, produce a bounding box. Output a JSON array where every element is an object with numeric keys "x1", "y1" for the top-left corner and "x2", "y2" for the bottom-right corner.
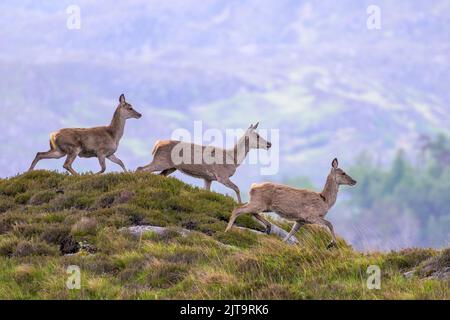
[
  {"x1": 225, "y1": 158, "x2": 357, "y2": 248},
  {"x1": 136, "y1": 123, "x2": 271, "y2": 203},
  {"x1": 28, "y1": 94, "x2": 142, "y2": 175}
]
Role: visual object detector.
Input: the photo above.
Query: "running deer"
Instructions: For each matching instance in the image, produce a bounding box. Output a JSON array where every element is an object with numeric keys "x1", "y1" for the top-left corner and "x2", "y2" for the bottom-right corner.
[
  {"x1": 28, "y1": 94, "x2": 142, "y2": 175},
  {"x1": 225, "y1": 158, "x2": 357, "y2": 248},
  {"x1": 136, "y1": 123, "x2": 271, "y2": 203}
]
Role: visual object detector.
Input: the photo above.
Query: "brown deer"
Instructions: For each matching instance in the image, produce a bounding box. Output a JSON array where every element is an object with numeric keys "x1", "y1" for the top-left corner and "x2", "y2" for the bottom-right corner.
[
  {"x1": 136, "y1": 123, "x2": 271, "y2": 203},
  {"x1": 28, "y1": 94, "x2": 142, "y2": 175},
  {"x1": 225, "y1": 158, "x2": 356, "y2": 248}
]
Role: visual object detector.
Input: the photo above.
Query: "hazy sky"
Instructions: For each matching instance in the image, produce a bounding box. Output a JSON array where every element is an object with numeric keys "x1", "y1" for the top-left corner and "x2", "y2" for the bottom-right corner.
[{"x1": 1, "y1": 1, "x2": 449, "y2": 179}]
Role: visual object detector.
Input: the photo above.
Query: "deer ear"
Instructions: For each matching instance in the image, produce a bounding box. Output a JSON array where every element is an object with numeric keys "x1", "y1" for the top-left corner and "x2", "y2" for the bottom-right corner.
[
  {"x1": 119, "y1": 94, "x2": 126, "y2": 104},
  {"x1": 332, "y1": 158, "x2": 338, "y2": 169},
  {"x1": 248, "y1": 124, "x2": 254, "y2": 129},
  {"x1": 253, "y1": 122, "x2": 259, "y2": 129}
]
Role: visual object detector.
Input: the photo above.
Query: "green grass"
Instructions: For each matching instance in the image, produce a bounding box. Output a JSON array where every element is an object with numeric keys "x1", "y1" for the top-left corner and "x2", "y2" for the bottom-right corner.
[{"x1": 0, "y1": 170, "x2": 448, "y2": 299}]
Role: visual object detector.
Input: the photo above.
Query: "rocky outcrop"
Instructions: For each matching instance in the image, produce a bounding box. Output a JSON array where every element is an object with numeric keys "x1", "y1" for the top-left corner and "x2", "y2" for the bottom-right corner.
[{"x1": 404, "y1": 248, "x2": 450, "y2": 280}]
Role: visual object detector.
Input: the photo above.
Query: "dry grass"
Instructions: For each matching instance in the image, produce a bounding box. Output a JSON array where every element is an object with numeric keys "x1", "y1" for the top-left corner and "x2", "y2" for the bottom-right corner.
[{"x1": 0, "y1": 171, "x2": 448, "y2": 299}]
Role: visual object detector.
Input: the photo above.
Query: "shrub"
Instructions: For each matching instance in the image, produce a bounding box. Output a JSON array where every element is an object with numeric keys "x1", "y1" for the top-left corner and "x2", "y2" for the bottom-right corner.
[
  {"x1": 13, "y1": 240, "x2": 58, "y2": 257},
  {"x1": 13, "y1": 264, "x2": 37, "y2": 284}
]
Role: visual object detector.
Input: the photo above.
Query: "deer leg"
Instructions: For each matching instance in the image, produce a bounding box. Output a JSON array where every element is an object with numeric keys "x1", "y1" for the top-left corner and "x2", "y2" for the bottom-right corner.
[
  {"x1": 225, "y1": 203, "x2": 262, "y2": 232},
  {"x1": 317, "y1": 218, "x2": 337, "y2": 249},
  {"x1": 63, "y1": 151, "x2": 79, "y2": 175},
  {"x1": 96, "y1": 155, "x2": 107, "y2": 174},
  {"x1": 253, "y1": 213, "x2": 272, "y2": 235},
  {"x1": 283, "y1": 221, "x2": 304, "y2": 242},
  {"x1": 136, "y1": 159, "x2": 171, "y2": 173},
  {"x1": 28, "y1": 149, "x2": 65, "y2": 172},
  {"x1": 217, "y1": 177, "x2": 242, "y2": 204},
  {"x1": 204, "y1": 179, "x2": 212, "y2": 191},
  {"x1": 107, "y1": 154, "x2": 126, "y2": 172},
  {"x1": 160, "y1": 168, "x2": 176, "y2": 176}
]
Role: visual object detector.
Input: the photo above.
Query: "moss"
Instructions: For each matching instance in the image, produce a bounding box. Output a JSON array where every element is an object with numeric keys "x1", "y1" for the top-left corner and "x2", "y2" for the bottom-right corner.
[{"x1": 144, "y1": 229, "x2": 182, "y2": 243}]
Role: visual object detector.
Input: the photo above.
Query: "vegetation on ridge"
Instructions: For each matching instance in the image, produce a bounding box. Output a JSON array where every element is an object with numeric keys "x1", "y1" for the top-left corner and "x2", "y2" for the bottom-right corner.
[{"x1": 0, "y1": 171, "x2": 448, "y2": 299}]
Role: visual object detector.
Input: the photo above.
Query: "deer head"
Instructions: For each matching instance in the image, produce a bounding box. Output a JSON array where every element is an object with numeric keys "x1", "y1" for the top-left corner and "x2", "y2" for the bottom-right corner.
[
  {"x1": 244, "y1": 122, "x2": 272, "y2": 150},
  {"x1": 117, "y1": 94, "x2": 142, "y2": 120},
  {"x1": 331, "y1": 158, "x2": 357, "y2": 186}
]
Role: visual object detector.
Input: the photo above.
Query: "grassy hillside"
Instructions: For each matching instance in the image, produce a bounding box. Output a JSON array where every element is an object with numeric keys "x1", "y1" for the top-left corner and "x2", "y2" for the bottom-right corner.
[{"x1": 0, "y1": 171, "x2": 448, "y2": 299}]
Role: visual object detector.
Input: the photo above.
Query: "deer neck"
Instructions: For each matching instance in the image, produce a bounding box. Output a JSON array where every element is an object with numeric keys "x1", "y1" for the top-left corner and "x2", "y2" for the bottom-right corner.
[
  {"x1": 320, "y1": 173, "x2": 339, "y2": 209},
  {"x1": 229, "y1": 136, "x2": 250, "y2": 167},
  {"x1": 108, "y1": 108, "x2": 126, "y2": 143}
]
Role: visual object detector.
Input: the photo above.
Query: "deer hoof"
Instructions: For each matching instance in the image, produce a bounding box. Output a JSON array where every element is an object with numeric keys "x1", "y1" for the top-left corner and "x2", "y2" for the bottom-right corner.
[
  {"x1": 326, "y1": 241, "x2": 336, "y2": 250},
  {"x1": 265, "y1": 225, "x2": 271, "y2": 235}
]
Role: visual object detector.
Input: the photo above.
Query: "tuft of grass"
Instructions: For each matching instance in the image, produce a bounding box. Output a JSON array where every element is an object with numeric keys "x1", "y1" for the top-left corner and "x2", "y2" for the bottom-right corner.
[
  {"x1": 0, "y1": 171, "x2": 448, "y2": 299},
  {"x1": 13, "y1": 240, "x2": 58, "y2": 257}
]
